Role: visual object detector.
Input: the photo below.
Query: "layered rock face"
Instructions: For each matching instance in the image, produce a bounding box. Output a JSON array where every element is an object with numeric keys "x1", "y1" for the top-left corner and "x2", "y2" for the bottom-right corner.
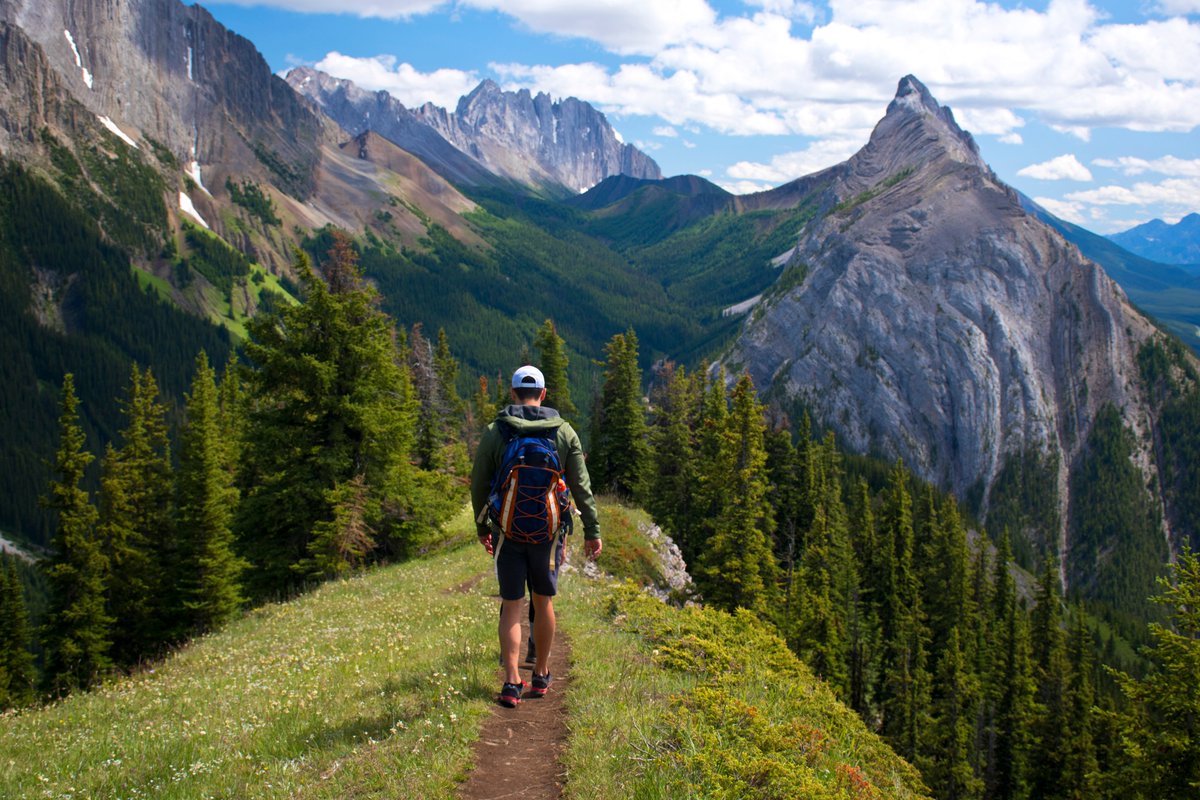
[
  {"x1": 413, "y1": 79, "x2": 661, "y2": 192},
  {"x1": 727, "y1": 77, "x2": 1158, "y2": 549},
  {"x1": 292, "y1": 69, "x2": 661, "y2": 193},
  {"x1": 285, "y1": 67, "x2": 496, "y2": 188},
  {"x1": 1, "y1": 0, "x2": 323, "y2": 194}
]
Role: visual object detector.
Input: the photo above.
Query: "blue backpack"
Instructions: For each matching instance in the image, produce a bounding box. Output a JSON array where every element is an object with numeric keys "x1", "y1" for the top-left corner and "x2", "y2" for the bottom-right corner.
[{"x1": 486, "y1": 426, "x2": 573, "y2": 544}]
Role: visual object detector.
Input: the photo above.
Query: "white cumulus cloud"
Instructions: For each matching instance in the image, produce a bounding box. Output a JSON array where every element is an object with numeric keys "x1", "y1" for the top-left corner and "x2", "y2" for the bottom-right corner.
[
  {"x1": 1092, "y1": 155, "x2": 1200, "y2": 177},
  {"x1": 1033, "y1": 196, "x2": 1087, "y2": 225},
  {"x1": 313, "y1": 52, "x2": 478, "y2": 107},
  {"x1": 1017, "y1": 154, "x2": 1094, "y2": 181},
  {"x1": 726, "y1": 137, "x2": 864, "y2": 183}
]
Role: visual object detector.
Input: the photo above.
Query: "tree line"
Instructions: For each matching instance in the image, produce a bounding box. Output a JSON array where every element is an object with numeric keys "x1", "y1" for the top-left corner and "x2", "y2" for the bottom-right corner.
[
  {"x1": 2, "y1": 233, "x2": 515, "y2": 702},
  {"x1": 586, "y1": 328, "x2": 1200, "y2": 800}
]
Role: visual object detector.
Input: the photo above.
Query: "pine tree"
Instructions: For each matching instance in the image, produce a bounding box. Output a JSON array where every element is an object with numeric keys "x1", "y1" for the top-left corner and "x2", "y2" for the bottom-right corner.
[
  {"x1": 238, "y1": 236, "x2": 418, "y2": 593},
  {"x1": 645, "y1": 362, "x2": 699, "y2": 557},
  {"x1": 97, "y1": 365, "x2": 173, "y2": 663},
  {"x1": 694, "y1": 374, "x2": 778, "y2": 617},
  {"x1": 0, "y1": 558, "x2": 35, "y2": 707},
  {"x1": 925, "y1": 626, "x2": 984, "y2": 800},
  {"x1": 985, "y1": 530, "x2": 1034, "y2": 800},
  {"x1": 533, "y1": 319, "x2": 577, "y2": 420},
  {"x1": 41, "y1": 373, "x2": 112, "y2": 694},
  {"x1": 588, "y1": 329, "x2": 649, "y2": 499},
  {"x1": 176, "y1": 352, "x2": 246, "y2": 633},
  {"x1": 847, "y1": 477, "x2": 881, "y2": 717},
  {"x1": 408, "y1": 323, "x2": 444, "y2": 470},
  {"x1": 1102, "y1": 546, "x2": 1200, "y2": 798},
  {"x1": 1028, "y1": 555, "x2": 1072, "y2": 800},
  {"x1": 295, "y1": 474, "x2": 377, "y2": 580},
  {"x1": 434, "y1": 329, "x2": 466, "y2": 428},
  {"x1": 1061, "y1": 603, "x2": 1099, "y2": 800},
  {"x1": 217, "y1": 352, "x2": 246, "y2": 478}
]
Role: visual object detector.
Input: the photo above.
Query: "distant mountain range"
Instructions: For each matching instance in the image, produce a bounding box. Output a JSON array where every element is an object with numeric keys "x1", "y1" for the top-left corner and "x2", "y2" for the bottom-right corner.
[{"x1": 1109, "y1": 213, "x2": 1200, "y2": 268}]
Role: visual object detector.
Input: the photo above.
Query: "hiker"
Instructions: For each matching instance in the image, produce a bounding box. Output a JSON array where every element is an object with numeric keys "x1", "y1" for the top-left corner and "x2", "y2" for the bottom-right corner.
[{"x1": 471, "y1": 365, "x2": 602, "y2": 707}]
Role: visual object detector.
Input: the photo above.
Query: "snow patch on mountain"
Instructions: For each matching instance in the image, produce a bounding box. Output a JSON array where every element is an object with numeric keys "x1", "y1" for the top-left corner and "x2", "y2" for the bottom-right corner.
[
  {"x1": 187, "y1": 161, "x2": 210, "y2": 195},
  {"x1": 179, "y1": 192, "x2": 208, "y2": 228},
  {"x1": 63, "y1": 29, "x2": 93, "y2": 89},
  {"x1": 98, "y1": 115, "x2": 138, "y2": 148}
]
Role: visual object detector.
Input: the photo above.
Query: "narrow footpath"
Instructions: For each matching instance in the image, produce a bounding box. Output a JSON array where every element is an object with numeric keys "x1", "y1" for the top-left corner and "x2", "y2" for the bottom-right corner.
[{"x1": 458, "y1": 609, "x2": 573, "y2": 800}]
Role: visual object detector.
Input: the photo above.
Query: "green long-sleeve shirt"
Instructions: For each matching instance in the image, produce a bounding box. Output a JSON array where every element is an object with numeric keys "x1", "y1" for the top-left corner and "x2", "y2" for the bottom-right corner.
[{"x1": 470, "y1": 404, "x2": 601, "y2": 540}]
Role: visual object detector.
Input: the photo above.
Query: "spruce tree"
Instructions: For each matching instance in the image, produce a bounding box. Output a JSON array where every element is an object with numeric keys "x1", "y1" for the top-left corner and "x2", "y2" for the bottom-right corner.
[
  {"x1": 434, "y1": 329, "x2": 466, "y2": 428},
  {"x1": 176, "y1": 352, "x2": 246, "y2": 633},
  {"x1": 1103, "y1": 547, "x2": 1200, "y2": 797},
  {"x1": 690, "y1": 366, "x2": 729, "y2": 561},
  {"x1": 645, "y1": 362, "x2": 699, "y2": 556},
  {"x1": 238, "y1": 236, "x2": 418, "y2": 593},
  {"x1": 1061, "y1": 604, "x2": 1099, "y2": 799},
  {"x1": 695, "y1": 374, "x2": 778, "y2": 617},
  {"x1": 0, "y1": 558, "x2": 35, "y2": 707},
  {"x1": 1029, "y1": 555, "x2": 1071, "y2": 800},
  {"x1": 533, "y1": 319, "x2": 577, "y2": 420},
  {"x1": 925, "y1": 627, "x2": 984, "y2": 800},
  {"x1": 985, "y1": 530, "x2": 1034, "y2": 800},
  {"x1": 295, "y1": 474, "x2": 376, "y2": 580},
  {"x1": 42, "y1": 373, "x2": 111, "y2": 695},
  {"x1": 97, "y1": 365, "x2": 173, "y2": 663},
  {"x1": 588, "y1": 330, "x2": 649, "y2": 499},
  {"x1": 408, "y1": 323, "x2": 444, "y2": 470},
  {"x1": 847, "y1": 477, "x2": 881, "y2": 717}
]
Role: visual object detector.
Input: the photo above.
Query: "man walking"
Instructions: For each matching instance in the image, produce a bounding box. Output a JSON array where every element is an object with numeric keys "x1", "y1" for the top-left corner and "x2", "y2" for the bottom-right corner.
[{"x1": 471, "y1": 365, "x2": 602, "y2": 707}]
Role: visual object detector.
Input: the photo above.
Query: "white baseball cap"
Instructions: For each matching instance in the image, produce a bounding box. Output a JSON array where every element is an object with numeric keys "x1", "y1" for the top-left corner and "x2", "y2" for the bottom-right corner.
[{"x1": 512, "y1": 365, "x2": 545, "y2": 389}]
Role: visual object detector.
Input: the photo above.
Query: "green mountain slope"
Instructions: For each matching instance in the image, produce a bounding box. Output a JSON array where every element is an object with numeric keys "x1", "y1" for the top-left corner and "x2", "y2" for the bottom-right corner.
[
  {"x1": 0, "y1": 502, "x2": 928, "y2": 799},
  {"x1": 0, "y1": 163, "x2": 233, "y2": 546}
]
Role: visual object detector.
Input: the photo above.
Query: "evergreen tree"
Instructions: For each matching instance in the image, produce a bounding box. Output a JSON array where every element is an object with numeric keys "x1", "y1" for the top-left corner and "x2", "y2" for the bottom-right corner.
[
  {"x1": 1103, "y1": 547, "x2": 1200, "y2": 798},
  {"x1": 533, "y1": 319, "x2": 577, "y2": 420},
  {"x1": 695, "y1": 374, "x2": 778, "y2": 616},
  {"x1": 217, "y1": 353, "x2": 246, "y2": 479},
  {"x1": 925, "y1": 626, "x2": 984, "y2": 800},
  {"x1": 41, "y1": 374, "x2": 111, "y2": 694},
  {"x1": 588, "y1": 329, "x2": 649, "y2": 499},
  {"x1": 847, "y1": 477, "x2": 881, "y2": 716},
  {"x1": 434, "y1": 329, "x2": 466, "y2": 430},
  {"x1": 0, "y1": 558, "x2": 35, "y2": 707},
  {"x1": 985, "y1": 530, "x2": 1034, "y2": 800},
  {"x1": 176, "y1": 352, "x2": 246, "y2": 633},
  {"x1": 97, "y1": 365, "x2": 173, "y2": 663},
  {"x1": 237, "y1": 236, "x2": 418, "y2": 593},
  {"x1": 1029, "y1": 556, "x2": 1072, "y2": 800},
  {"x1": 1062, "y1": 603, "x2": 1099, "y2": 800},
  {"x1": 645, "y1": 362, "x2": 699, "y2": 557},
  {"x1": 408, "y1": 323, "x2": 444, "y2": 470},
  {"x1": 689, "y1": 366, "x2": 729, "y2": 562},
  {"x1": 295, "y1": 474, "x2": 377, "y2": 580}
]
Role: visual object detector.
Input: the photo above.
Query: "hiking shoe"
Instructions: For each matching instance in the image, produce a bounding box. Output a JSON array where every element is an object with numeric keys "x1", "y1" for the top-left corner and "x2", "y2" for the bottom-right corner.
[
  {"x1": 528, "y1": 672, "x2": 552, "y2": 698},
  {"x1": 498, "y1": 681, "x2": 525, "y2": 707},
  {"x1": 525, "y1": 637, "x2": 537, "y2": 664}
]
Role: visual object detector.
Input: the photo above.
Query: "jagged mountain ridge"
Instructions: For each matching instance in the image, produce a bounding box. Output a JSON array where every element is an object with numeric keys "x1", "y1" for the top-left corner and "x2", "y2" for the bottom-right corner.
[
  {"x1": 290, "y1": 67, "x2": 662, "y2": 194},
  {"x1": 725, "y1": 76, "x2": 1174, "y2": 584}
]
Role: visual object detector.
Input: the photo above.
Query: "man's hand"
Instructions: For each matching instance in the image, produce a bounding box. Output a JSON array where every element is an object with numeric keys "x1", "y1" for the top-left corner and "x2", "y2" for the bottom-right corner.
[
  {"x1": 479, "y1": 533, "x2": 494, "y2": 556},
  {"x1": 584, "y1": 538, "x2": 602, "y2": 561}
]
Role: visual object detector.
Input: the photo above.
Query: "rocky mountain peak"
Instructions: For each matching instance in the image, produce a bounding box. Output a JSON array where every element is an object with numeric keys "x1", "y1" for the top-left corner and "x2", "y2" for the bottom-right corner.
[
  {"x1": 725, "y1": 76, "x2": 1162, "y2": 575},
  {"x1": 851, "y1": 75, "x2": 985, "y2": 183}
]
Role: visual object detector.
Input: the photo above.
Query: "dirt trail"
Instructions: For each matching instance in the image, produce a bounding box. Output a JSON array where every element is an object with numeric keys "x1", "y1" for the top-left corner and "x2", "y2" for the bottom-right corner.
[{"x1": 458, "y1": 609, "x2": 572, "y2": 800}]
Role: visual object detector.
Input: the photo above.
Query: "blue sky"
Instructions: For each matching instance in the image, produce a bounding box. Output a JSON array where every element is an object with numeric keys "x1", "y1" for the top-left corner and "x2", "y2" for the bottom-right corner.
[{"x1": 203, "y1": 0, "x2": 1200, "y2": 234}]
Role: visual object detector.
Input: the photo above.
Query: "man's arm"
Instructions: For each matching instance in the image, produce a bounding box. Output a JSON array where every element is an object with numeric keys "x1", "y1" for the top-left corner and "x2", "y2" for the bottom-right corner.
[
  {"x1": 559, "y1": 424, "x2": 601, "y2": 543},
  {"x1": 470, "y1": 425, "x2": 501, "y2": 540}
]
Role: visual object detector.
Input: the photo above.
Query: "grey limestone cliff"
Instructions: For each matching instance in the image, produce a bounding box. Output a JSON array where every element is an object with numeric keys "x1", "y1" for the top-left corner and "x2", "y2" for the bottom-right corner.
[
  {"x1": 413, "y1": 79, "x2": 661, "y2": 193},
  {"x1": 726, "y1": 76, "x2": 1161, "y2": 563}
]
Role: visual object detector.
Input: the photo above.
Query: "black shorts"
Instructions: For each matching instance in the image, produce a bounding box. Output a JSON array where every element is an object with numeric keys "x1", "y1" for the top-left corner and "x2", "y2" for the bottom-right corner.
[{"x1": 493, "y1": 531, "x2": 565, "y2": 600}]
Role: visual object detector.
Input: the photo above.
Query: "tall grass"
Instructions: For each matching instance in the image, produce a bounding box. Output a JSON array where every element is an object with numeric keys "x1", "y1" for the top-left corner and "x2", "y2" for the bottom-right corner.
[{"x1": 0, "y1": 507, "x2": 499, "y2": 799}]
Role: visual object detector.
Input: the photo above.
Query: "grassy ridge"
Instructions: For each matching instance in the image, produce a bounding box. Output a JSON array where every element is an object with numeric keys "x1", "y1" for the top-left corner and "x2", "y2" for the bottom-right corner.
[
  {"x1": 559, "y1": 580, "x2": 929, "y2": 799},
  {"x1": 2, "y1": 502, "x2": 926, "y2": 799},
  {"x1": 0, "y1": 506, "x2": 498, "y2": 799}
]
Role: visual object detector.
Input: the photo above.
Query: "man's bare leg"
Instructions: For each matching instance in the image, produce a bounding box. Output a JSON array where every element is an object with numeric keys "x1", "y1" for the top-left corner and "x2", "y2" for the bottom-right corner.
[
  {"x1": 531, "y1": 592, "x2": 555, "y2": 677},
  {"x1": 499, "y1": 598, "x2": 524, "y2": 685}
]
